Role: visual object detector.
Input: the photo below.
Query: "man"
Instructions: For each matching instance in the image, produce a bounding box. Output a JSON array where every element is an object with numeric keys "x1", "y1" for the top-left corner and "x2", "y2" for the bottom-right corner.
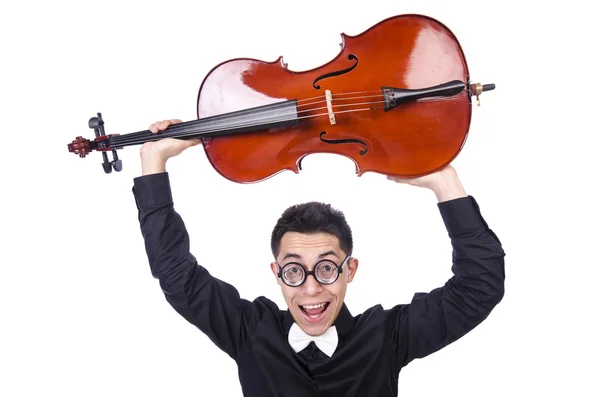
[{"x1": 132, "y1": 119, "x2": 505, "y2": 396}]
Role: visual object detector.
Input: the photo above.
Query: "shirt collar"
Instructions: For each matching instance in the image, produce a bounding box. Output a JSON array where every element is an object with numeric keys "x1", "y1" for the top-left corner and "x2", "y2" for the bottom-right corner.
[{"x1": 283, "y1": 303, "x2": 354, "y2": 338}]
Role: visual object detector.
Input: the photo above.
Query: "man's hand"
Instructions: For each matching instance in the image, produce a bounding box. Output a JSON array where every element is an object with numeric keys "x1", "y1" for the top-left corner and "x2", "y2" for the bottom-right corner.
[
  {"x1": 387, "y1": 165, "x2": 467, "y2": 202},
  {"x1": 140, "y1": 119, "x2": 201, "y2": 175}
]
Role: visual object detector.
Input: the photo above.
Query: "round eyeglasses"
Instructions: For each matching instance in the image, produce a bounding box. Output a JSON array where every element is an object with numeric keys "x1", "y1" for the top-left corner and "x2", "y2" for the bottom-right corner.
[{"x1": 277, "y1": 255, "x2": 351, "y2": 287}]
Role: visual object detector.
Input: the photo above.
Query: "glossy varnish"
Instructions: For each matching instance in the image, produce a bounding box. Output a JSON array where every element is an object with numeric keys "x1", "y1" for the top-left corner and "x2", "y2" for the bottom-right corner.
[{"x1": 196, "y1": 14, "x2": 472, "y2": 183}]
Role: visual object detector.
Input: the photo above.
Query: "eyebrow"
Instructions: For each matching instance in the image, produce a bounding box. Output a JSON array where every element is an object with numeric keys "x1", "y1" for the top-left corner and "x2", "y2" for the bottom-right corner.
[{"x1": 282, "y1": 250, "x2": 339, "y2": 261}]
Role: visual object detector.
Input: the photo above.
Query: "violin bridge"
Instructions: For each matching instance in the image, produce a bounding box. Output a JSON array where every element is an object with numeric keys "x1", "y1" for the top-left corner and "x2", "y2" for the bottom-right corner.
[{"x1": 325, "y1": 90, "x2": 336, "y2": 125}]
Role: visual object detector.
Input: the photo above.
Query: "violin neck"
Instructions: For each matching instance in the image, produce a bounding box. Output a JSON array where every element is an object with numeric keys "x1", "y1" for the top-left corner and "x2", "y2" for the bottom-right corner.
[{"x1": 109, "y1": 100, "x2": 300, "y2": 148}]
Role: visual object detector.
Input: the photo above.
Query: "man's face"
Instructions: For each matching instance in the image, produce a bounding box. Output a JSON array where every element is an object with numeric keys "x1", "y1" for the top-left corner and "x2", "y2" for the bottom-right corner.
[{"x1": 270, "y1": 232, "x2": 358, "y2": 336}]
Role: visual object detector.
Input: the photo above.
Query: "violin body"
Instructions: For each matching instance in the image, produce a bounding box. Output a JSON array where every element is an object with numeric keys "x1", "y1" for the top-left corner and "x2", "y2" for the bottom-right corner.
[
  {"x1": 197, "y1": 14, "x2": 472, "y2": 182},
  {"x1": 68, "y1": 14, "x2": 494, "y2": 182}
]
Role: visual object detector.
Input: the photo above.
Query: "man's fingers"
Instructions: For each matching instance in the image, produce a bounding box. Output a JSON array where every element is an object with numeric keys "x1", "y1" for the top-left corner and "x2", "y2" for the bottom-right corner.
[
  {"x1": 148, "y1": 119, "x2": 183, "y2": 133},
  {"x1": 148, "y1": 121, "x2": 165, "y2": 133},
  {"x1": 160, "y1": 119, "x2": 182, "y2": 130},
  {"x1": 158, "y1": 120, "x2": 171, "y2": 130}
]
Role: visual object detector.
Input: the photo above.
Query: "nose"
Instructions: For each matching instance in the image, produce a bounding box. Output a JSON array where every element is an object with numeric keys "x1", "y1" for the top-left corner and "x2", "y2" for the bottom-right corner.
[{"x1": 302, "y1": 273, "x2": 323, "y2": 296}]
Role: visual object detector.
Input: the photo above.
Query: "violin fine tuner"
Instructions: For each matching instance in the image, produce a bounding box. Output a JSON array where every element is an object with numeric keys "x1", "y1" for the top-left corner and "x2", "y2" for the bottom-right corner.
[{"x1": 470, "y1": 82, "x2": 496, "y2": 106}]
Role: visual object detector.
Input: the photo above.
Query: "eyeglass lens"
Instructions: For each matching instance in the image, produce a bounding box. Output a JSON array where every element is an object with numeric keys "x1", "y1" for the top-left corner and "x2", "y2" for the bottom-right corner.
[{"x1": 282, "y1": 260, "x2": 339, "y2": 286}]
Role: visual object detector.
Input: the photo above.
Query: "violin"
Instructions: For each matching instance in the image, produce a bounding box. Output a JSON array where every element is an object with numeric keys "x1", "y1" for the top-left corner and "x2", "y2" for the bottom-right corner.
[{"x1": 67, "y1": 13, "x2": 495, "y2": 183}]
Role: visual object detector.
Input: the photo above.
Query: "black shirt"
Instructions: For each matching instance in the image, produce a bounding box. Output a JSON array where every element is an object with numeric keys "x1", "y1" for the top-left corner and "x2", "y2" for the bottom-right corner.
[{"x1": 132, "y1": 172, "x2": 505, "y2": 397}]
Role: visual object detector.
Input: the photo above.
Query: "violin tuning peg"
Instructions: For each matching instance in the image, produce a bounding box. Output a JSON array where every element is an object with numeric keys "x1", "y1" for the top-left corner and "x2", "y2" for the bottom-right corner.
[
  {"x1": 110, "y1": 149, "x2": 122, "y2": 172},
  {"x1": 101, "y1": 151, "x2": 113, "y2": 173},
  {"x1": 102, "y1": 162, "x2": 113, "y2": 173},
  {"x1": 112, "y1": 159, "x2": 123, "y2": 172}
]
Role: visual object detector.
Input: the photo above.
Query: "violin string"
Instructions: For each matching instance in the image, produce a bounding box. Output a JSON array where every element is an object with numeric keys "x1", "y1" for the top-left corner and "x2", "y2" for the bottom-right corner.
[
  {"x1": 111, "y1": 100, "x2": 301, "y2": 143},
  {"x1": 297, "y1": 93, "x2": 386, "y2": 109},
  {"x1": 111, "y1": 91, "x2": 389, "y2": 146},
  {"x1": 113, "y1": 76, "x2": 442, "y2": 147},
  {"x1": 114, "y1": 105, "x2": 386, "y2": 147},
  {"x1": 118, "y1": 107, "x2": 385, "y2": 146},
  {"x1": 113, "y1": 98, "x2": 387, "y2": 146},
  {"x1": 295, "y1": 90, "x2": 385, "y2": 104},
  {"x1": 112, "y1": 96, "x2": 389, "y2": 146},
  {"x1": 295, "y1": 100, "x2": 384, "y2": 116},
  {"x1": 112, "y1": 107, "x2": 367, "y2": 146},
  {"x1": 113, "y1": 90, "x2": 390, "y2": 142},
  {"x1": 112, "y1": 103, "x2": 386, "y2": 147}
]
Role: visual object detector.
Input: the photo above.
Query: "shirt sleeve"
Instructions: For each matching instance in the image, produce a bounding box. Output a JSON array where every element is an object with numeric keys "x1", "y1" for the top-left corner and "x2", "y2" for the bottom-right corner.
[
  {"x1": 132, "y1": 172, "x2": 263, "y2": 360},
  {"x1": 391, "y1": 195, "x2": 506, "y2": 369}
]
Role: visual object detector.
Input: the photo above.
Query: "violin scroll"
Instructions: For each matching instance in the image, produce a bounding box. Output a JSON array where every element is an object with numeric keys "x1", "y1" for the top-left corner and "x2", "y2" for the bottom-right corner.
[{"x1": 68, "y1": 136, "x2": 93, "y2": 158}]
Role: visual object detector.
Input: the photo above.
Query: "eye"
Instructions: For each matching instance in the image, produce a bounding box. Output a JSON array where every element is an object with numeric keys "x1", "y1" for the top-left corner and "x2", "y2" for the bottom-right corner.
[{"x1": 283, "y1": 263, "x2": 304, "y2": 278}]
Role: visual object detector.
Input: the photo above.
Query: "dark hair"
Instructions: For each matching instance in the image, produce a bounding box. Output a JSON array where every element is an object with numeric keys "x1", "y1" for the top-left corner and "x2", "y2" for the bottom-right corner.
[{"x1": 270, "y1": 201, "x2": 353, "y2": 258}]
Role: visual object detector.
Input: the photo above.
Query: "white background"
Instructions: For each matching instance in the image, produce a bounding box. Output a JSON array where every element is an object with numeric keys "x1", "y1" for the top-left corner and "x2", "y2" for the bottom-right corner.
[{"x1": 1, "y1": 0, "x2": 598, "y2": 396}]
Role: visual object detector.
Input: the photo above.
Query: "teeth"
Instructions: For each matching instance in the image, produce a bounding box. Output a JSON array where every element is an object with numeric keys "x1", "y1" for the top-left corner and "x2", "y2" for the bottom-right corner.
[{"x1": 302, "y1": 303, "x2": 326, "y2": 310}]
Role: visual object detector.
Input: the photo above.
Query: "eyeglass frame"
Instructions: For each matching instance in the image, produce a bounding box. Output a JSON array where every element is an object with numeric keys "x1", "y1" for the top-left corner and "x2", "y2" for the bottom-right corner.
[{"x1": 276, "y1": 255, "x2": 351, "y2": 287}]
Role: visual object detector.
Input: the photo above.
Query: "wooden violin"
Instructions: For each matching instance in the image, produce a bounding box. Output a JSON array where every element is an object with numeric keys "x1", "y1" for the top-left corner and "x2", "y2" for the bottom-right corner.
[{"x1": 67, "y1": 13, "x2": 495, "y2": 183}]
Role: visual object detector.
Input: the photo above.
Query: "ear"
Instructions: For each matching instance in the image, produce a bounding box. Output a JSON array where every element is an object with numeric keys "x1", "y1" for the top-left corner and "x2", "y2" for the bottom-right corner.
[
  {"x1": 270, "y1": 261, "x2": 280, "y2": 280},
  {"x1": 346, "y1": 257, "x2": 359, "y2": 283}
]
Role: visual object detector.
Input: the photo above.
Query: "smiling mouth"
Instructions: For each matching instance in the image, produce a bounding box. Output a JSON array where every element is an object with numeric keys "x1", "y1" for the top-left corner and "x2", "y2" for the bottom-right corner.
[{"x1": 299, "y1": 302, "x2": 331, "y2": 319}]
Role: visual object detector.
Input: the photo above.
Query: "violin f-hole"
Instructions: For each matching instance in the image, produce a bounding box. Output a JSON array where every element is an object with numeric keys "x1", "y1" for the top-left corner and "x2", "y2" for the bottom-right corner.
[
  {"x1": 312, "y1": 54, "x2": 359, "y2": 89},
  {"x1": 319, "y1": 131, "x2": 369, "y2": 155}
]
